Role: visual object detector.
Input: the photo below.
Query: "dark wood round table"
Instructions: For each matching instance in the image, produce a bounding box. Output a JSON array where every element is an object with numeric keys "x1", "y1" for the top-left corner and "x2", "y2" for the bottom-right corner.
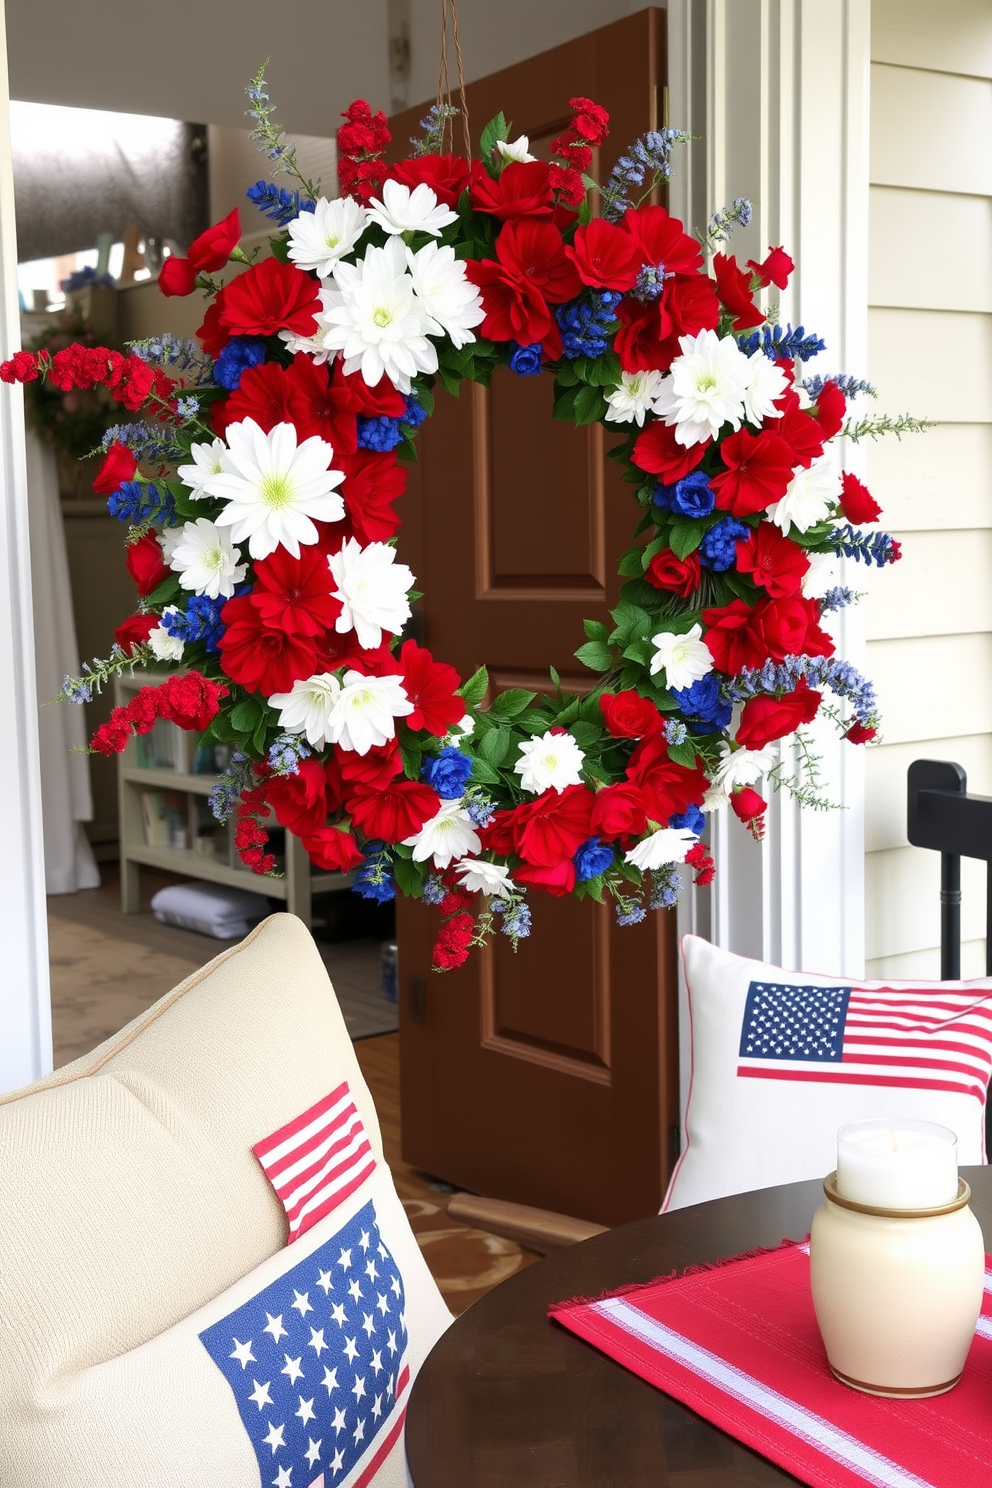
[{"x1": 406, "y1": 1167, "x2": 991, "y2": 1486}]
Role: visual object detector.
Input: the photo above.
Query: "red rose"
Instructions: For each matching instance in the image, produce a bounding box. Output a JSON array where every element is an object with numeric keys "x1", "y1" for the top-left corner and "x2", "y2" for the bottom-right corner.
[
  {"x1": 701, "y1": 598, "x2": 769, "y2": 673},
  {"x1": 712, "y1": 253, "x2": 764, "y2": 330},
  {"x1": 502, "y1": 783, "x2": 595, "y2": 868},
  {"x1": 625, "y1": 732, "x2": 708, "y2": 820},
  {"x1": 114, "y1": 612, "x2": 157, "y2": 655},
  {"x1": 591, "y1": 782, "x2": 648, "y2": 839},
  {"x1": 645, "y1": 548, "x2": 701, "y2": 597},
  {"x1": 813, "y1": 379, "x2": 846, "y2": 440},
  {"x1": 389, "y1": 154, "x2": 470, "y2": 209},
  {"x1": 398, "y1": 640, "x2": 463, "y2": 735},
  {"x1": 339, "y1": 740, "x2": 401, "y2": 789},
  {"x1": 730, "y1": 786, "x2": 768, "y2": 838},
  {"x1": 735, "y1": 678, "x2": 822, "y2": 749},
  {"x1": 93, "y1": 440, "x2": 138, "y2": 494},
  {"x1": 348, "y1": 779, "x2": 440, "y2": 842},
  {"x1": 188, "y1": 208, "x2": 241, "y2": 274},
  {"x1": 515, "y1": 859, "x2": 576, "y2": 896},
  {"x1": 217, "y1": 595, "x2": 318, "y2": 695},
  {"x1": 250, "y1": 546, "x2": 341, "y2": 637},
  {"x1": 614, "y1": 274, "x2": 720, "y2": 373},
  {"x1": 301, "y1": 825, "x2": 365, "y2": 873},
  {"x1": 845, "y1": 722, "x2": 878, "y2": 744},
  {"x1": 710, "y1": 429, "x2": 795, "y2": 516},
  {"x1": 632, "y1": 421, "x2": 710, "y2": 482},
  {"x1": 599, "y1": 690, "x2": 663, "y2": 739},
  {"x1": 735, "y1": 523, "x2": 809, "y2": 598},
  {"x1": 839, "y1": 472, "x2": 881, "y2": 524},
  {"x1": 158, "y1": 255, "x2": 197, "y2": 297},
  {"x1": 621, "y1": 206, "x2": 702, "y2": 277},
  {"x1": 565, "y1": 218, "x2": 640, "y2": 291},
  {"x1": 218, "y1": 258, "x2": 321, "y2": 339},
  {"x1": 266, "y1": 758, "x2": 331, "y2": 838},
  {"x1": 339, "y1": 449, "x2": 406, "y2": 546},
  {"x1": 753, "y1": 595, "x2": 833, "y2": 662},
  {"x1": 470, "y1": 159, "x2": 553, "y2": 220},
  {"x1": 125, "y1": 532, "x2": 170, "y2": 596},
  {"x1": 746, "y1": 246, "x2": 794, "y2": 290}
]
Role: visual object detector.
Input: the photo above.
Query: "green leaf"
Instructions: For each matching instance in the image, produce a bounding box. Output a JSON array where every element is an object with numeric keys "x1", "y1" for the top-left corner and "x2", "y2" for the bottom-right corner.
[
  {"x1": 478, "y1": 727, "x2": 512, "y2": 767},
  {"x1": 548, "y1": 665, "x2": 561, "y2": 690},
  {"x1": 145, "y1": 574, "x2": 182, "y2": 607},
  {"x1": 574, "y1": 639, "x2": 614, "y2": 672},
  {"x1": 568, "y1": 720, "x2": 602, "y2": 747},
  {"x1": 573, "y1": 384, "x2": 607, "y2": 425},
  {"x1": 470, "y1": 756, "x2": 502, "y2": 785},
  {"x1": 516, "y1": 708, "x2": 552, "y2": 731},
  {"x1": 400, "y1": 742, "x2": 423, "y2": 779},
  {"x1": 489, "y1": 688, "x2": 537, "y2": 720},
  {"x1": 617, "y1": 546, "x2": 644, "y2": 578},
  {"x1": 268, "y1": 235, "x2": 291, "y2": 263},
  {"x1": 668, "y1": 740, "x2": 701, "y2": 769},
  {"x1": 553, "y1": 385, "x2": 579, "y2": 421},
  {"x1": 393, "y1": 853, "x2": 424, "y2": 899},
  {"x1": 459, "y1": 665, "x2": 489, "y2": 707},
  {"x1": 609, "y1": 602, "x2": 652, "y2": 646},
  {"x1": 622, "y1": 639, "x2": 653, "y2": 667},
  {"x1": 555, "y1": 698, "x2": 581, "y2": 726},
  {"x1": 479, "y1": 111, "x2": 509, "y2": 159},
  {"x1": 229, "y1": 698, "x2": 261, "y2": 733},
  {"x1": 251, "y1": 717, "x2": 269, "y2": 754},
  {"x1": 669, "y1": 521, "x2": 705, "y2": 560},
  {"x1": 641, "y1": 535, "x2": 668, "y2": 569},
  {"x1": 582, "y1": 755, "x2": 612, "y2": 784},
  {"x1": 582, "y1": 618, "x2": 610, "y2": 643}
]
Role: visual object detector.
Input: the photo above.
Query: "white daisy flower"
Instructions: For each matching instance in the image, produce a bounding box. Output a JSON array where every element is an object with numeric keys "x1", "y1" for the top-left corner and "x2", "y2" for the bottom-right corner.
[
  {"x1": 709, "y1": 744, "x2": 776, "y2": 799},
  {"x1": 649, "y1": 624, "x2": 714, "y2": 693},
  {"x1": 286, "y1": 196, "x2": 369, "y2": 278},
  {"x1": 495, "y1": 136, "x2": 536, "y2": 163},
  {"x1": 204, "y1": 418, "x2": 345, "y2": 561},
  {"x1": 452, "y1": 857, "x2": 518, "y2": 896},
  {"x1": 624, "y1": 827, "x2": 699, "y2": 872},
  {"x1": 742, "y1": 350, "x2": 789, "y2": 426},
  {"x1": 168, "y1": 518, "x2": 247, "y2": 600},
  {"x1": 158, "y1": 527, "x2": 184, "y2": 566},
  {"x1": 329, "y1": 669, "x2": 414, "y2": 755},
  {"x1": 767, "y1": 454, "x2": 842, "y2": 535},
  {"x1": 367, "y1": 179, "x2": 458, "y2": 238},
  {"x1": 147, "y1": 608, "x2": 184, "y2": 662},
  {"x1": 513, "y1": 730, "x2": 586, "y2": 795},
  {"x1": 604, "y1": 370, "x2": 668, "y2": 426},
  {"x1": 403, "y1": 798, "x2": 481, "y2": 870},
  {"x1": 279, "y1": 283, "x2": 340, "y2": 364},
  {"x1": 327, "y1": 537, "x2": 413, "y2": 650},
  {"x1": 650, "y1": 329, "x2": 751, "y2": 447},
  {"x1": 318, "y1": 237, "x2": 437, "y2": 393},
  {"x1": 406, "y1": 241, "x2": 484, "y2": 350},
  {"x1": 176, "y1": 437, "x2": 230, "y2": 497}
]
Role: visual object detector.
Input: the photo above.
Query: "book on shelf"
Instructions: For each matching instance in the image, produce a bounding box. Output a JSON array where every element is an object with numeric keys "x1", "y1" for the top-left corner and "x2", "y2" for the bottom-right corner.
[
  {"x1": 140, "y1": 790, "x2": 189, "y2": 851},
  {"x1": 135, "y1": 718, "x2": 184, "y2": 772}
]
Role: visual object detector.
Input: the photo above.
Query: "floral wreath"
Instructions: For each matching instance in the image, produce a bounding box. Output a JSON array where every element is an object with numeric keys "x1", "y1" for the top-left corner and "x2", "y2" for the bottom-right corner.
[{"x1": 1, "y1": 72, "x2": 913, "y2": 972}]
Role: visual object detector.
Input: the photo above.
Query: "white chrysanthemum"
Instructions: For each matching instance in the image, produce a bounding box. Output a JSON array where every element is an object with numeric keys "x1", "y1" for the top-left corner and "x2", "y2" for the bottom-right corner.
[
  {"x1": 268, "y1": 674, "x2": 342, "y2": 749},
  {"x1": 767, "y1": 455, "x2": 842, "y2": 535},
  {"x1": 513, "y1": 730, "x2": 586, "y2": 795},
  {"x1": 452, "y1": 857, "x2": 517, "y2": 896},
  {"x1": 495, "y1": 136, "x2": 536, "y2": 163},
  {"x1": 367, "y1": 179, "x2": 458, "y2": 237},
  {"x1": 650, "y1": 329, "x2": 751, "y2": 446},
  {"x1": 319, "y1": 237, "x2": 437, "y2": 393},
  {"x1": 407, "y1": 241, "x2": 484, "y2": 350},
  {"x1": 280, "y1": 283, "x2": 340, "y2": 364},
  {"x1": 168, "y1": 517, "x2": 247, "y2": 600},
  {"x1": 709, "y1": 744, "x2": 776, "y2": 799},
  {"x1": 604, "y1": 370, "x2": 668, "y2": 426},
  {"x1": 403, "y1": 798, "x2": 481, "y2": 870},
  {"x1": 327, "y1": 537, "x2": 413, "y2": 650},
  {"x1": 649, "y1": 623, "x2": 713, "y2": 693},
  {"x1": 147, "y1": 608, "x2": 184, "y2": 662},
  {"x1": 326, "y1": 669, "x2": 414, "y2": 755},
  {"x1": 742, "y1": 350, "x2": 788, "y2": 426},
  {"x1": 177, "y1": 437, "x2": 230, "y2": 496},
  {"x1": 802, "y1": 550, "x2": 840, "y2": 599},
  {"x1": 204, "y1": 418, "x2": 345, "y2": 561},
  {"x1": 624, "y1": 827, "x2": 699, "y2": 872},
  {"x1": 158, "y1": 527, "x2": 183, "y2": 565},
  {"x1": 286, "y1": 197, "x2": 369, "y2": 278}
]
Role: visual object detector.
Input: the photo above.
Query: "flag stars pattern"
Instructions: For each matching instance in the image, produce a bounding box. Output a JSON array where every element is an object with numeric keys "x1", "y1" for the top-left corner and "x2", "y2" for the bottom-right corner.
[
  {"x1": 199, "y1": 1202, "x2": 408, "y2": 1488},
  {"x1": 738, "y1": 983, "x2": 851, "y2": 1063}
]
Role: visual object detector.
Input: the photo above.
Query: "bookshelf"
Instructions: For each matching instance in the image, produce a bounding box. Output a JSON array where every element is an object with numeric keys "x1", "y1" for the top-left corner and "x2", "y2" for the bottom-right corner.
[{"x1": 115, "y1": 674, "x2": 354, "y2": 928}]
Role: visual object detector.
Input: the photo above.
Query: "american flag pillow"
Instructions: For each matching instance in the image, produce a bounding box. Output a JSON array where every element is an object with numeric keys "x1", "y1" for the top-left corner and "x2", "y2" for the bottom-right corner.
[
  {"x1": 664, "y1": 936, "x2": 992, "y2": 1213},
  {"x1": 255, "y1": 1083, "x2": 377, "y2": 1242}
]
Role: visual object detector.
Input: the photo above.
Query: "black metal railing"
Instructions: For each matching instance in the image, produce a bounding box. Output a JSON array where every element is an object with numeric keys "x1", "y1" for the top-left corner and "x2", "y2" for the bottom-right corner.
[{"x1": 907, "y1": 760, "x2": 992, "y2": 980}]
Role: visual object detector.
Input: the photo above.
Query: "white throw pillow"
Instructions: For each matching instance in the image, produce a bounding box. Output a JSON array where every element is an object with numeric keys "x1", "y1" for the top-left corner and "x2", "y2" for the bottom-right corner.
[
  {"x1": 0, "y1": 913, "x2": 451, "y2": 1488},
  {"x1": 664, "y1": 935, "x2": 992, "y2": 1212}
]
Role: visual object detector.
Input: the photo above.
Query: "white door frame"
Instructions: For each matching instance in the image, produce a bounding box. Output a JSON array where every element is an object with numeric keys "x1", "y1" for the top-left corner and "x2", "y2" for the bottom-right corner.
[{"x1": 0, "y1": 0, "x2": 53, "y2": 1092}]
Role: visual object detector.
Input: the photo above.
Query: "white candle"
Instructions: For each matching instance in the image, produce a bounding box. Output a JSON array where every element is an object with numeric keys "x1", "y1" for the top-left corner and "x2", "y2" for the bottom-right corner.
[{"x1": 835, "y1": 1118, "x2": 959, "y2": 1209}]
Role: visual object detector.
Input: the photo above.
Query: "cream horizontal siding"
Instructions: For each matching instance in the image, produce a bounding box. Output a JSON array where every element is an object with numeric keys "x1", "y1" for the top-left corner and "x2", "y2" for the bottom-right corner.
[{"x1": 863, "y1": 4, "x2": 992, "y2": 981}]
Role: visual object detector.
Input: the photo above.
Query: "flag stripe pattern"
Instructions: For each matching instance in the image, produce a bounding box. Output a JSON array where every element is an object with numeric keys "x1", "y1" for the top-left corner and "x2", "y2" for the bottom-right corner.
[
  {"x1": 254, "y1": 1083, "x2": 376, "y2": 1243},
  {"x1": 737, "y1": 981, "x2": 992, "y2": 1102}
]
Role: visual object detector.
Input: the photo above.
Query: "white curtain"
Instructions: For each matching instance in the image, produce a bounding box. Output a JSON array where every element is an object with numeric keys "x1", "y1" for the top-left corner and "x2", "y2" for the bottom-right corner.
[{"x1": 23, "y1": 405, "x2": 100, "y2": 895}]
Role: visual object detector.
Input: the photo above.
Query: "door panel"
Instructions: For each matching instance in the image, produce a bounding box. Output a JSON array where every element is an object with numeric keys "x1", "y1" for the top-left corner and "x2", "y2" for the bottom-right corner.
[{"x1": 390, "y1": 9, "x2": 678, "y2": 1227}]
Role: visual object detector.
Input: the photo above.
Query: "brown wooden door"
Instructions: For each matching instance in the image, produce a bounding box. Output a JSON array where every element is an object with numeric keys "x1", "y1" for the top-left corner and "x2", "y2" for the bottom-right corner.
[{"x1": 390, "y1": 9, "x2": 678, "y2": 1228}]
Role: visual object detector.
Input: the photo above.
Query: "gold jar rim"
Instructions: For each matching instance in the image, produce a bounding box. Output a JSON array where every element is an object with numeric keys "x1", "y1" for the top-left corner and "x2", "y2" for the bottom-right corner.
[{"x1": 822, "y1": 1171, "x2": 972, "y2": 1218}]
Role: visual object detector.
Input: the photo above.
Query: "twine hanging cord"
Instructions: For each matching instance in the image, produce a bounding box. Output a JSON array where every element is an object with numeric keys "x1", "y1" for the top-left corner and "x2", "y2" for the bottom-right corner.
[{"x1": 437, "y1": 0, "x2": 471, "y2": 156}]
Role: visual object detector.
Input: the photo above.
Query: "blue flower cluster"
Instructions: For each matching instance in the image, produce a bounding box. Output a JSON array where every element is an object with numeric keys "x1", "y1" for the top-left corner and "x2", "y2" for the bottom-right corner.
[
  {"x1": 161, "y1": 595, "x2": 225, "y2": 652},
  {"x1": 669, "y1": 804, "x2": 705, "y2": 835},
  {"x1": 491, "y1": 898, "x2": 532, "y2": 939},
  {"x1": 107, "y1": 481, "x2": 175, "y2": 524},
  {"x1": 737, "y1": 324, "x2": 827, "y2": 363},
  {"x1": 357, "y1": 415, "x2": 404, "y2": 452},
  {"x1": 648, "y1": 865, "x2": 682, "y2": 909},
  {"x1": 403, "y1": 393, "x2": 428, "y2": 429},
  {"x1": 61, "y1": 674, "x2": 93, "y2": 704},
  {"x1": 574, "y1": 837, "x2": 614, "y2": 881},
  {"x1": 129, "y1": 335, "x2": 215, "y2": 384},
  {"x1": 176, "y1": 395, "x2": 201, "y2": 421},
  {"x1": 422, "y1": 875, "x2": 447, "y2": 905},
  {"x1": 725, "y1": 655, "x2": 879, "y2": 727},
  {"x1": 61, "y1": 265, "x2": 115, "y2": 292},
  {"x1": 601, "y1": 128, "x2": 690, "y2": 221},
  {"x1": 820, "y1": 586, "x2": 856, "y2": 613},
  {"x1": 246, "y1": 180, "x2": 317, "y2": 226},
  {"x1": 353, "y1": 841, "x2": 396, "y2": 904},
  {"x1": 465, "y1": 794, "x2": 496, "y2": 828},
  {"x1": 700, "y1": 516, "x2": 749, "y2": 571},
  {"x1": 671, "y1": 674, "x2": 733, "y2": 731},
  {"x1": 556, "y1": 291, "x2": 622, "y2": 359},
  {"x1": 664, "y1": 719, "x2": 687, "y2": 746},
  {"x1": 421, "y1": 748, "x2": 473, "y2": 800},
  {"x1": 509, "y1": 342, "x2": 543, "y2": 376},
  {"x1": 267, "y1": 732, "x2": 311, "y2": 776},
  {"x1": 830, "y1": 525, "x2": 900, "y2": 568},
  {"x1": 706, "y1": 197, "x2": 753, "y2": 246},
  {"x1": 630, "y1": 263, "x2": 673, "y2": 304},
  {"x1": 214, "y1": 337, "x2": 267, "y2": 391},
  {"x1": 653, "y1": 469, "x2": 715, "y2": 519},
  {"x1": 616, "y1": 904, "x2": 647, "y2": 926},
  {"x1": 804, "y1": 372, "x2": 876, "y2": 401},
  {"x1": 102, "y1": 421, "x2": 184, "y2": 464}
]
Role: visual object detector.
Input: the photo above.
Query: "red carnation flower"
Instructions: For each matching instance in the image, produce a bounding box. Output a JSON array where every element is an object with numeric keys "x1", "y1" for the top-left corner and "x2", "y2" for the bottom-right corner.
[
  {"x1": 712, "y1": 253, "x2": 764, "y2": 331},
  {"x1": 250, "y1": 546, "x2": 341, "y2": 637},
  {"x1": 813, "y1": 379, "x2": 846, "y2": 440},
  {"x1": 266, "y1": 758, "x2": 331, "y2": 838},
  {"x1": 646, "y1": 547, "x2": 701, "y2": 597},
  {"x1": 93, "y1": 441, "x2": 138, "y2": 495},
  {"x1": 301, "y1": 825, "x2": 366, "y2": 873},
  {"x1": 197, "y1": 297, "x2": 230, "y2": 358},
  {"x1": 568, "y1": 96, "x2": 610, "y2": 145},
  {"x1": 614, "y1": 275, "x2": 719, "y2": 373},
  {"x1": 218, "y1": 258, "x2": 320, "y2": 339},
  {"x1": 158, "y1": 256, "x2": 197, "y2": 297},
  {"x1": 600, "y1": 690, "x2": 663, "y2": 739},
  {"x1": 564, "y1": 218, "x2": 640, "y2": 292},
  {"x1": 746, "y1": 246, "x2": 794, "y2": 290},
  {"x1": 339, "y1": 449, "x2": 406, "y2": 545},
  {"x1": 466, "y1": 219, "x2": 582, "y2": 349},
  {"x1": 217, "y1": 594, "x2": 318, "y2": 695},
  {"x1": 621, "y1": 205, "x2": 703, "y2": 277},
  {"x1": 735, "y1": 523, "x2": 810, "y2": 598},
  {"x1": 839, "y1": 472, "x2": 882, "y2": 524},
  {"x1": 348, "y1": 779, "x2": 440, "y2": 842},
  {"x1": 547, "y1": 164, "x2": 585, "y2": 207},
  {"x1": 215, "y1": 355, "x2": 359, "y2": 455},
  {"x1": 845, "y1": 721, "x2": 878, "y2": 745},
  {"x1": 685, "y1": 840, "x2": 716, "y2": 886},
  {"x1": 0, "y1": 349, "x2": 41, "y2": 383},
  {"x1": 768, "y1": 403, "x2": 824, "y2": 469},
  {"x1": 113, "y1": 612, "x2": 157, "y2": 655},
  {"x1": 736, "y1": 678, "x2": 822, "y2": 750},
  {"x1": 632, "y1": 421, "x2": 710, "y2": 482},
  {"x1": 431, "y1": 911, "x2": 475, "y2": 971},
  {"x1": 470, "y1": 159, "x2": 553, "y2": 221},
  {"x1": 156, "y1": 673, "x2": 229, "y2": 732},
  {"x1": 125, "y1": 532, "x2": 170, "y2": 596},
  {"x1": 710, "y1": 428, "x2": 795, "y2": 516},
  {"x1": 389, "y1": 154, "x2": 470, "y2": 209},
  {"x1": 398, "y1": 639, "x2": 463, "y2": 736},
  {"x1": 701, "y1": 598, "x2": 769, "y2": 674}
]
